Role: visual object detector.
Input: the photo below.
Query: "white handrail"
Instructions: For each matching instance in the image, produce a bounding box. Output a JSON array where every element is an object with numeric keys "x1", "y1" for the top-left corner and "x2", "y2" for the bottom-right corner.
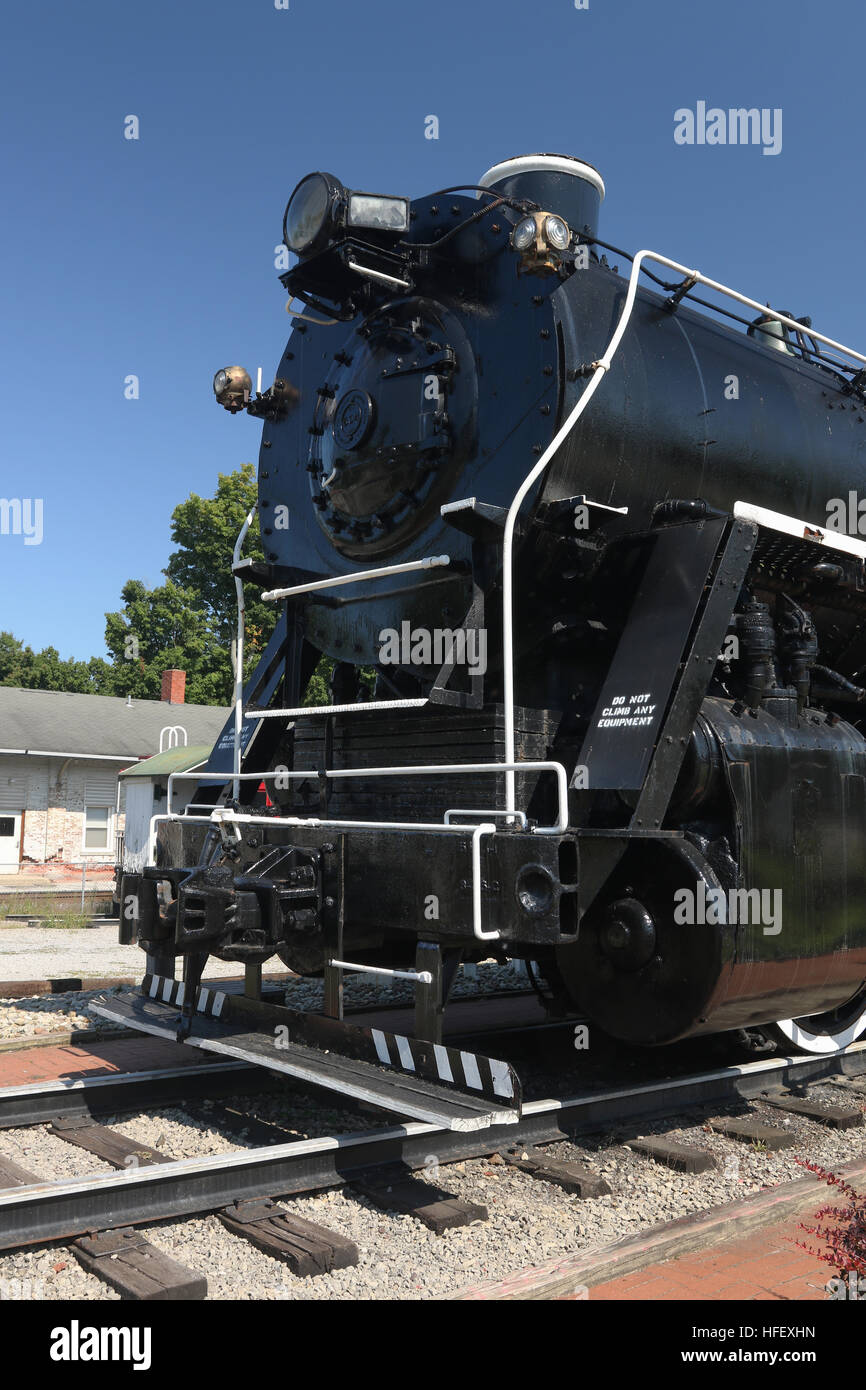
[
  {"x1": 328, "y1": 960, "x2": 433, "y2": 983},
  {"x1": 232, "y1": 508, "x2": 256, "y2": 802},
  {"x1": 501, "y1": 249, "x2": 866, "y2": 814},
  {"x1": 444, "y1": 807, "x2": 528, "y2": 828},
  {"x1": 471, "y1": 824, "x2": 499, "y2": 939},
  {"x1": 166, "y1": 759, "x2": 568, "y2": 834},
  {"x1": 262, "y1": 554, "x2": 450, "y2": 602},
  {"x1": 248, "y1": 698, "x2": 428, "y2": 718}
]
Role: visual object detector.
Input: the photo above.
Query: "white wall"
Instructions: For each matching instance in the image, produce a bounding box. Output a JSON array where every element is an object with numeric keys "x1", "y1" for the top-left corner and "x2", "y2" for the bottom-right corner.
[
  {"x1": 121, "y1": 777, "x2": 199, "y2": 873},
  {"x1": 0, "y1": 755, "x2": 124, "y2": 865}
]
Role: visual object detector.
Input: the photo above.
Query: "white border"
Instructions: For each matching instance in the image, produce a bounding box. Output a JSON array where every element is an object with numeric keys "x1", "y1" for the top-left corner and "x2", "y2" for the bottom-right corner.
[
  {"x1": 478, "y1": 154, "x2": 606, "y2": 202},
  {"x1": 775, "y1": 1005, "x2": 866, "y2": 1055}
]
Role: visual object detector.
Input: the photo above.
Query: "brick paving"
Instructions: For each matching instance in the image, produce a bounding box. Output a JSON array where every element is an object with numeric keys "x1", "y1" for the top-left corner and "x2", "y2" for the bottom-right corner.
[
  {"x1": 587, "y1": 1216, "x2": 832, "y2": 1301},
  {"x1": 0, "y1": 1035, "x2": 209, "y2": 1085}
]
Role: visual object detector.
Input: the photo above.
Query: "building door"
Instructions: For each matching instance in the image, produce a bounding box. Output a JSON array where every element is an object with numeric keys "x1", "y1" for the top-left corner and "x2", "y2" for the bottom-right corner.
[{"x1": 0, "y1": 812, "x2": 22, "y2": 872}]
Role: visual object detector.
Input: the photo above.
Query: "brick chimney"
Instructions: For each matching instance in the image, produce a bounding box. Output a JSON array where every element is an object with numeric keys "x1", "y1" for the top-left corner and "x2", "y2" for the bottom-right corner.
[{"x1": 161, "y1": 668, "x2": 186, "y2": 704}]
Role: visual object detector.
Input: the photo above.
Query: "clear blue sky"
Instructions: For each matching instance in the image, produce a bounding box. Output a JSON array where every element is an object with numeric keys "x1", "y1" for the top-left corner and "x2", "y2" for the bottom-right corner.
[{"x1": 1, "y1": 0, "x2": 862, "y2": 659}]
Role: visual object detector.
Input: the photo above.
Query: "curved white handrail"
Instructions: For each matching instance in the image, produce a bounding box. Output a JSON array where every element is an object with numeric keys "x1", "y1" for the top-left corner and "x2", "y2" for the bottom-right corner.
[{"x1": 232, "y1": 508, "x2": 256, "y2": 801}]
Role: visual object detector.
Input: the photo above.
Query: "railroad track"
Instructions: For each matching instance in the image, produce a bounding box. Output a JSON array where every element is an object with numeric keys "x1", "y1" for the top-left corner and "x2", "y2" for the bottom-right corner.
[{"x1": 0, "y1": 1039, "x2": 864, "y2": 1298}]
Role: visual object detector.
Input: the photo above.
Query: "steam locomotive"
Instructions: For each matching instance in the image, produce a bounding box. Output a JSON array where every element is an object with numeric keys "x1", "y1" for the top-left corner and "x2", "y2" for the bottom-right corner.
[{"x1": 114, "y1": 153, "x2": 866, "y2": 1078}]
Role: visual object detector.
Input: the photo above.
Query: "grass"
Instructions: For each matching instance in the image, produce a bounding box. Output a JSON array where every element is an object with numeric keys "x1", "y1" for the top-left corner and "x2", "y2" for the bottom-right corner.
[{"x1": 0, "y1": 896, "x2": 114, "y2": 929}]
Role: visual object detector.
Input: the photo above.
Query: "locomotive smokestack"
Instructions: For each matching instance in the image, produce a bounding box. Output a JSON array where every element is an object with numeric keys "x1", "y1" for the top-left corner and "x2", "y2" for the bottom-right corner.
[{"x1": 477, "y1": 153, "x2": 604, "y2": 241}]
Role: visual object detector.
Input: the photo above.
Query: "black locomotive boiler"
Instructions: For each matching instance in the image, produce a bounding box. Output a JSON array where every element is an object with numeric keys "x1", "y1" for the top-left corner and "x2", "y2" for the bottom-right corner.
[{"x1": 112, "y1": 153, "x2": 866, "y2": 1092}]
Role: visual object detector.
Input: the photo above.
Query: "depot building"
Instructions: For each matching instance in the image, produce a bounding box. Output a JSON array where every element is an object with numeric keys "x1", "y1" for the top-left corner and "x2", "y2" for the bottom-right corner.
[{"x1": 0, "y1": 671, "x2": 228, "y2": 873}]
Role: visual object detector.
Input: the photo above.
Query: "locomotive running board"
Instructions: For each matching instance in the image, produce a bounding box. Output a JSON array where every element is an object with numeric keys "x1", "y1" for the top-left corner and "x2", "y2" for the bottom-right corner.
[{"x1": 90, "y1": 979, "x2": 522, "y2": 1132}]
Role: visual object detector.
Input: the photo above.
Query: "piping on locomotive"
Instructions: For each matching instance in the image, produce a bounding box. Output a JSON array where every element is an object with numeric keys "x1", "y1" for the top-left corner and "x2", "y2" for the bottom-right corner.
[{"x1": 114, "y1": 153, "x2": 866, "y2": 1066}]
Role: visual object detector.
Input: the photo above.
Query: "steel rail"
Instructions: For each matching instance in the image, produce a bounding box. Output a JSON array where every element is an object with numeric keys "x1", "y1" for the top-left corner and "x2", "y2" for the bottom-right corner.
[
  {"x1": 1, "y1": 1043, "x2": 864, "y2": 1251},
  {"x1": 0, "y1": 1059, "x2": 259, "y2": 1130}
]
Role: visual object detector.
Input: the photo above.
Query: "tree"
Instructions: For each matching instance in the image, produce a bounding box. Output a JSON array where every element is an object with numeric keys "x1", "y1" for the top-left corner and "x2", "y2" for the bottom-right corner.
[
  {"x1": 0, "y1": 631, "x2": 111, "y2": 694},
  {"x1": 165, "y1": 463, "x2": 274, "y2": 658},
  {"x1": 160, "y1": 463, "x2": 339, "y2": 705},
  {"x1": 4, "y1": 463, "x2": 338, "y2": 706},
  {"x1": 104, "y1": 463, "x2": 278, "y2": 705},
  {"x1": 103, "y1": 578, "x2": 229, "y2": 704}
]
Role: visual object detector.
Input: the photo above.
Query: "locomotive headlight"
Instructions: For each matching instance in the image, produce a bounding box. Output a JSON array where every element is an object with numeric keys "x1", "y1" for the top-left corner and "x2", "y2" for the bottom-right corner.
[
  {"x1": 284, "y1": 174, "x2": 410, "y2": 258},
  {"x1": 347, "y1": 191, "x2": 410, "y2": 234},
  {"x1": 511, "y1": 216, "x2": 537, "y2": 251},
  {"x1": 544, "y1": 214, "x2": 570, "y2": 250},
  {"x1": 213, "y1": 365, "x2": 252, "y2": 413},
  {"x1": 284, "y1": 171, "x2": 345, "y2": 255}
]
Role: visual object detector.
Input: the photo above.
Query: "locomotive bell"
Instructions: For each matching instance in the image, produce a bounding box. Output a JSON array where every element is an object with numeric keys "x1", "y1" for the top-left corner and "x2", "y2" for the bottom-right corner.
[
  {"x1": 748, "y1": 312, "x2": 795, "y2": 354},
  {"x1": 478, "y1": 152, "x2": 605, "y2": 241}
]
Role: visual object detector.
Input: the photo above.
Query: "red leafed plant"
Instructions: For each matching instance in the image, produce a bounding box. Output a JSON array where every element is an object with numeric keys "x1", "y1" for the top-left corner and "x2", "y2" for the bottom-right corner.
[{"x1": 794, "y1": 1159, "x2": 866, "y2": 1278}]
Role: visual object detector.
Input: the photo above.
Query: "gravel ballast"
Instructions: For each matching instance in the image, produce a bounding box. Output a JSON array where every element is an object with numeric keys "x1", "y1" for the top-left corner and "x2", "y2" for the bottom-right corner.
[
  {"x1": 0, "y1": 1077, "x2": 863, "y2": 1300},
  {"x1": 0, "y1": 959, "x2": 533, "y2": 1040},
  {"x1": 1, "y1": 935, "x2": 862, "y2": 1301},
  {"x1": 0, "y1": 923, "x2": 289, "y2": 985}
]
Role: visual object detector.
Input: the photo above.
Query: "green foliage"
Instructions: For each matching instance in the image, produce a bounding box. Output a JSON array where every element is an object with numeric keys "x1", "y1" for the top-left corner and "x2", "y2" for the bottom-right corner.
[
  {"x1": 2, "y1": 462, "x2": 345, "y2": 707},
  {"x1": 2, "y1": 465, "x2": 271, "y2": 705},
  {"x1": 105, "y1": 463, "x2": 276, "y2": 704},
  {"x1": 102, "y1": 577, "x2": 230, "y2": 704},
  {"x1": 304, "y1": 656, "x2": 334, "y2": 707},
  {"x1": 165, "y1": 464, "x2": 274, "y2": 656},
  {"x1": 0, "y1": 631, "x2": 112, "y2": 694}
]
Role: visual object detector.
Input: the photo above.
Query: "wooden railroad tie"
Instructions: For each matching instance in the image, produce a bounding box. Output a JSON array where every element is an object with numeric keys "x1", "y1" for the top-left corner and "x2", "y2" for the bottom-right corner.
[
  {"x1": 49, "y1": 1114, "x2": 165, "y2": 1167},
  {"x1": 218, "y1": 1199, "x2": 359, "y2": 1276},
  {"x1": 0, "y1": 1147, "x2": 204, "y2": 1300},
  {"x1": 499, "y1": 1147, "x2": 611, "y2": 1196},
  {"x1": 821, "y1": 1077, "x2": 866, "y2": 1103},
  {"x1": 625, "y1": 1136, "x2": 716, "y2": 1174},
  {"x1": 0, "y1": 1154, "x2": 42, "y2": 1188},
  {"x1": 44, "y1": 1113, "x2": 358, "y2": 1281},
  {"x1": 708, "y1": 1116, "x2": 795, "y2": 1149},
  {"x1": 72, "y1": 1228, "x2": 207, "y2": 1301},
  {"x1": 183, "y1": 1099, "x2": 296, "y2": 1147},
  {"x1": 350, "y1": 1163, "x2": 488, "y2": 1233},
  {"x1": 759, "y1": 1092, "x2": 864, "y2": 1130}
]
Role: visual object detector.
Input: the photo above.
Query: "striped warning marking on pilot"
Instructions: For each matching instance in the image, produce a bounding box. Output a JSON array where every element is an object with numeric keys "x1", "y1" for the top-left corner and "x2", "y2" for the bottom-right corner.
[
  {"x1": 433, "y1": 1044, "x2": 454, "y2": 1084},
  {"x1": 369, "y1": 1026, "x2": 517, "y2": 1103},
  {"x1": 139, "y1": 974, "x2": 519, "y2": 1111},
  {"x1": 143, "y1": 974, "x2": 226, "y2": 1019}
]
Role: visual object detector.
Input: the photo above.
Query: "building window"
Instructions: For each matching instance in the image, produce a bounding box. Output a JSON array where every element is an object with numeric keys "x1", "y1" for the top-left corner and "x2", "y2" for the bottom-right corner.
[{"x1": 84, "y1": 806, "x2": 111, "y2": 851}]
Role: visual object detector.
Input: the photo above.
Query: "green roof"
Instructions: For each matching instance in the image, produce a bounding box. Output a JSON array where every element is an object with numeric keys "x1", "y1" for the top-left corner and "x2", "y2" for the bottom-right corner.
[{"x1": 119, "y1": 744, "x2": 213, "y2": 778}]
